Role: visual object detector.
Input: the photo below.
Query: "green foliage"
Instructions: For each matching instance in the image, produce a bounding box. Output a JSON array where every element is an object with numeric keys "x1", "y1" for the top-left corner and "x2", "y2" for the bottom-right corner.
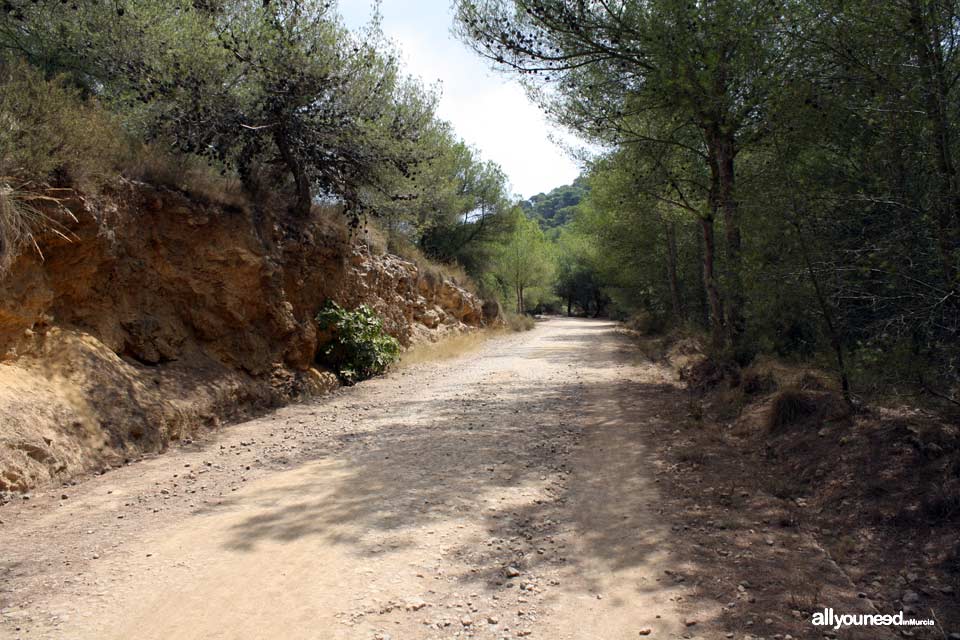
[
  {"x1": 2, "y1": 0, "x2": 441, "y2": 220},
  {"x1": 0, "y1": 0, "x2": 523, "y2": 324},
  {"x1": 457, "y1": 0, "x2": 960, "y2": 404},
  {"x1": 0, "y1": 59, "x2": 128, "y2": 185},
  {"x1": 0, "y1": 59, "x2": 131, "y2": 271},
  {"x1": 493, "y1": 208, "x2": 555, "y2": 313},
  {"x1": 146, "y1": 1, "x2": 438, "y2": 219},
  {"x1": 553, "y1": 226, "x2": 608, "y2": 316},
  {"x1": 573, "y1": 153, "x2": 700, "y2": 322},
  {"x1": 0, "y1": 0, "x2": 521, "y2": 330},
  {"x1": 315, "y1": 301, "x2": 401, "y2": 384},
  {"x1": 520, "y1": 176, "x2": 589, "y2": 230}
]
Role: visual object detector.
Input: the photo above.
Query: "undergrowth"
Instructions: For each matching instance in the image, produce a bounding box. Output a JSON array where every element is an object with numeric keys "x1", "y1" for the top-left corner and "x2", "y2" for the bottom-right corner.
[{"x1": 0, "y1": 59, "x2": 127, "y2": 272}]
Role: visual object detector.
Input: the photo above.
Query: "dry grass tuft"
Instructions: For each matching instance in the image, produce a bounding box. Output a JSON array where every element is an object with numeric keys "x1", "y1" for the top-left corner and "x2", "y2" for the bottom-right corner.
[
  {"x1": 383, "y1": 232, "x2": 478, "y2": 293},
  {"x1": 125, "y1": 147, "x2": 248, "y2": 210},
  {"x1": 681, "y1": 357, "x2": 739, "y2": 392},
  {"x1": 766, "y1": 388, "x2": 819, "y2": 432},
  {"x1": 358, "y1": 218, "x2": 388, "y2": 255},
  {"x1": 715, "y1": 387, "x2": 748, "y2": 421},
  {"x1": 399, "y1": 331, "x2": 493, "y2": 367},
  {"x1": 741, "y1": 367, "x2": 779, "y2": 396},
  {"x1": 309, "y1": 203, "x2": 353, "y2": 245},
  {"x1": 0, "y1": 181, "x2": 77, "y2": 274},
  {"x1": 506, "y1": 313, "x2": 535, "y2": 332}
]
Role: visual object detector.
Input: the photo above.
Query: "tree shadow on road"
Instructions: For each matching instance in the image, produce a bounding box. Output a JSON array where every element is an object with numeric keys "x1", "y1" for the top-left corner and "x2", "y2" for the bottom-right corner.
[{"x1": 216, "y1": 320, "x2": 888, "y2": 639}]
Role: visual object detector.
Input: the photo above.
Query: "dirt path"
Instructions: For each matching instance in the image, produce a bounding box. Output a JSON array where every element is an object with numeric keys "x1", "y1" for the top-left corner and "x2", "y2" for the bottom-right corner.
[{"x1": 0, "y1": 318, "x2": 863, "y2": 639}]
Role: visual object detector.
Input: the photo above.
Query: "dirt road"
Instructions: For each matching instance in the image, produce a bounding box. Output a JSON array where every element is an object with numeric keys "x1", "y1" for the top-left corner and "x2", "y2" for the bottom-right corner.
[{"x1": 0, "y1": 318, "x2": 838, "y2": 639}]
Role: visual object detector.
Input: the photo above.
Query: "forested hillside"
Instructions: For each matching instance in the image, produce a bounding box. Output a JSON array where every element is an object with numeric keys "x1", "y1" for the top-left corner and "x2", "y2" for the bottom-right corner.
[{"x1": 520, "y1": 176, "x2": 589, "y2": 230}]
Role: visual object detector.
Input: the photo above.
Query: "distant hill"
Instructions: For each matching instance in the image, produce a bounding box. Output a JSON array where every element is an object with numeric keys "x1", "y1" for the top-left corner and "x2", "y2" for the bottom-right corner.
[{"x1": 520, "y1": 176, "x2": 589, "y2": 230}]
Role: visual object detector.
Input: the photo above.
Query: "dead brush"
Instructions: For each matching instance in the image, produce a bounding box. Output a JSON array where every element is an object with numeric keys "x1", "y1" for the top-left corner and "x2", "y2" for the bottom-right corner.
[
  {"x1": 506, "y1": 313, "x2": 535, "y2": 332},
  {"x1": 921, "y1": 481, "x2": 960, "y2": 524},
  {"x1": 741, "y1": 367, "x2": 779, "y2": 396},
  {"x1": 125, "y1": 146, "x2": 248, "y2": 210},
  {"x1": 385, "y1": 232, "x2": 478, "y2": 293},
  {"x1": 797, "y1": 371, "x2": 830, "y2": 391},
  {"x1": 674, "y1": 445, "x2": 708, "y2": 466},
  {"x1": 787, "y1": 583, "x2": 824, "y2": 614},
  {"x1": 767, "y1": 472, "x2": 808, "y2": 500},
  {"x1": 0, "y1": 179, "x2": 77, "y2": 274},
  {"x1": 399, "y1": 331, "x2": 492, "y2": 366}
]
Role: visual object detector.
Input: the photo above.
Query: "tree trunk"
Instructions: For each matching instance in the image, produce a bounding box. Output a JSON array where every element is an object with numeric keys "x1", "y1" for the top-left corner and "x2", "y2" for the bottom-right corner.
[
  {"x1": 273, "y1": 127, "x2": 312, "y2": 218},
  {"x1": 567, "y1": 296, "x2": 572, "y2": 317},
  {"x1": 709, "y1": 127, "x2": 745, "y2": 345},
  {"x1": 694, "y1": 220, "x2": 708, "y2": 327},
  {"x1": 237, "y1": 155, "x2": 273, "y2": 251},
  {"x1": 592, "y1": 291, "x2": 603, "y2": 317},
  {"x1": 908, "y1": 0, "x2": 960, "y2": 286},
  {"x1": 700, "y1": 214, "x2": 725, "y2": 350},
  {"x1": 664, "y1": 219, "x2": 683, "y2": 320},
  {"x1": 791, "y1": 215, "x2": 851, "y2": 404}
]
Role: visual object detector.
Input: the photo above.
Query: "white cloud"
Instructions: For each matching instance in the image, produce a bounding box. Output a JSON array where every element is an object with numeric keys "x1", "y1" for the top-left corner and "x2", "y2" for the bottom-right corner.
[{"x1": 339, "y1": 0, "x2": 582, "y2": 199}]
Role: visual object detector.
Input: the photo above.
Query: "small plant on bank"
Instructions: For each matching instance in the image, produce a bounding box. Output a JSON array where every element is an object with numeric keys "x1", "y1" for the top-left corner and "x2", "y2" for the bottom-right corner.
[{"x1": 315, "y1": 301, "x2": 401, "y2": 384}]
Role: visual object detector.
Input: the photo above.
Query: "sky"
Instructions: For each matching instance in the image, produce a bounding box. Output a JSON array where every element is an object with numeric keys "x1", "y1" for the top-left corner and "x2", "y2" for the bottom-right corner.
[{"x1": 338, "y1": 0, "x2": 582, "y2": 200}]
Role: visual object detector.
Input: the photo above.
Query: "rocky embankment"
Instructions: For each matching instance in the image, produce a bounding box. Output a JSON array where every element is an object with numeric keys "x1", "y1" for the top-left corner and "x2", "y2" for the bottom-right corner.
[{"x1": 0, "y1": 182, "x2": 494, "y2": 494}]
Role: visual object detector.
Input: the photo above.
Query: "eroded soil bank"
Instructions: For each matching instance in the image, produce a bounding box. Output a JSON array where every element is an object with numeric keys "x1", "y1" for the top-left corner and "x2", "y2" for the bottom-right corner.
[{"x1": 0, "y1": 182, "x2": 492, "y2": 494}]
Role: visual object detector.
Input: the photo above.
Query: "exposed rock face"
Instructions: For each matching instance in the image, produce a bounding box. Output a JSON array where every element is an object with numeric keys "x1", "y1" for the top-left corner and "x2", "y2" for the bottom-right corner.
[{"x1": 0, "y1": 182, "x2": 489, "y2": 493}]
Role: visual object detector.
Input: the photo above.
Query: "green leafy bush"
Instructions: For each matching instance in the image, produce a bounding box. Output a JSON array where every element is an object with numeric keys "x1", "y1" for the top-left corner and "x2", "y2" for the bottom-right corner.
[{"x1": 316, "y1": 301, "x2": 401, "y2": 384}]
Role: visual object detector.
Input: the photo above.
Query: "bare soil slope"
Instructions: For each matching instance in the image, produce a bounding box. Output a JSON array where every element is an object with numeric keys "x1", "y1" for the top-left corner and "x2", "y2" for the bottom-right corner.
[
  {"x1": 0, "y1": 319, "x2": 894, "y2": 640},
  {"x1": 0, "y1": 183, "x2": 489, "y2": 493}
]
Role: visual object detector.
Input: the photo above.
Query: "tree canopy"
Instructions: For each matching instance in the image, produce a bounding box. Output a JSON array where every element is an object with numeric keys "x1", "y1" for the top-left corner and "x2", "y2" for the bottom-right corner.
[{"x1": 456, "y1": 0, "x2": 960, "y2": 404}]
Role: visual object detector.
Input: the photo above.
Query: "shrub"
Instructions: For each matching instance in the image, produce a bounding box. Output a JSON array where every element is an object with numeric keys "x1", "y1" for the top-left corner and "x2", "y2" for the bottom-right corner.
[
  {"x1": 0, "y1": 59, "x2": 127, "y2": 187},
  {"x1": 0, "y1": 59, "x2": 127, "y2": 271},
  {"x1": 625, "y1": 311, "x2": 668, "y2": 335},
  {"x1": 506, "y1": 313, "x2": 535, "y2": 332},
  {"x1": 315, "y1": 301, "x2": 401, "y2": 384}
]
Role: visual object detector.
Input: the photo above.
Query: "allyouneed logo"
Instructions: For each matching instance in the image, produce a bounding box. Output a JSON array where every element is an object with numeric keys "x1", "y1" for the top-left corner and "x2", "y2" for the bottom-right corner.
[{"x1": 812, "y1": 608, "x2": 936, "y2": 630}]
